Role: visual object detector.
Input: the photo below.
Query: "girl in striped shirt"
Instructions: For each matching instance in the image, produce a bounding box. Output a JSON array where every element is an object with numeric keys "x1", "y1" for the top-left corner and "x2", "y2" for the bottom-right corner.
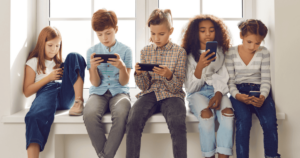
[{"x1": 225, "y1": 19, "x2": 280, "y2": 158}]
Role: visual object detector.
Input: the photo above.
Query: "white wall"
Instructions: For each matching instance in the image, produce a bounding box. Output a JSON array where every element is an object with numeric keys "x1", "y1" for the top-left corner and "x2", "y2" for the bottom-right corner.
[
  {"x1": 1, "y1": 0, "x2": 300, "y2": 157},
  {"x1": 0, "y1": 0, "x2": 37, "y2": 157}
]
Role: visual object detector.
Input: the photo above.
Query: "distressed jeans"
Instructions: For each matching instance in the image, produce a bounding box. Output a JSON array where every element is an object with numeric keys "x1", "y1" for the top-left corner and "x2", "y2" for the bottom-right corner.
[
  {"x1": 25, "y1": 52, "x2": 86, "y2": 151},
  {"x1": 187, "y1": 84, "x2": 234, "y2": 157},
  {"x1": 126, "y1": 92, "x2": 187, "y2": 158},
  {"x1": 230, "y1": 83, "x2": 280, "y2": 158}
]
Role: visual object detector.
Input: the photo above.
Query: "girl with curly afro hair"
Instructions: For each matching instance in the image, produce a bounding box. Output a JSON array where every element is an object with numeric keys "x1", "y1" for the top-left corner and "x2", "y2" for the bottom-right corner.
[{"x1": 182, "y1": 15, "x2": 234, "y2": 158}]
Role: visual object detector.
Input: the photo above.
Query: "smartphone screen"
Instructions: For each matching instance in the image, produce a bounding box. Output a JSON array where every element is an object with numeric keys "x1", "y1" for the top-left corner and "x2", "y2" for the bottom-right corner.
[{"x1": 205, "y1": 41, "x2": 218, "y2": 62}]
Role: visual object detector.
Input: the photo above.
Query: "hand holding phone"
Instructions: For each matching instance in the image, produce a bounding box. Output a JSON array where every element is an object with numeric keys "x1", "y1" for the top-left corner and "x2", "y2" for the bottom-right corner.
[
  {"x1": 138, "y1": 63, "x2": 161, "y2": 71},
  {"x1": 205, "y1": 41, "x2": 218, "y2": 62},
  {"x1": 249, "y1": 91, "x2": 261, "y2": 98},
  {"x1": 58, "y1": 63, "x2": 64, "y2": 80},
  {"x1": 94, "y1": 54, "x2": 117, "y2": 63}
]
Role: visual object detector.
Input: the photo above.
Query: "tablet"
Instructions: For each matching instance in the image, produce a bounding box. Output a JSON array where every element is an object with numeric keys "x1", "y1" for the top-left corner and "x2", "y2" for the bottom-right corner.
[
  {"x1": 138, "y1": 63, "x2": 161, "y2": 71},
  {"x1": 94, "y1": 54, "x2": 117, "y2": 63}
]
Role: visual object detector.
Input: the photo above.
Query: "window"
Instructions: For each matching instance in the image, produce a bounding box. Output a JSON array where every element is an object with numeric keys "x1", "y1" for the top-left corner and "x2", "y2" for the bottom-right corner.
[{"x1": 37, "y1": 0, "x2": 252, "y2": 99}]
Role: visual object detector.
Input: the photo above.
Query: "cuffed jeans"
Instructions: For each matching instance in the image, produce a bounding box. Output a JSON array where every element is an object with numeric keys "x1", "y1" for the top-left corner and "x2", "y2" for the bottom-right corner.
[
  {"x1": 25, "y1": 52, "x2": 86, "y2": 151},
  {"x1": 83, "y1": 90, "x2": 131, "y2": 158},
  {"x1": 126, "y1": 92, "x2": 187, "y2": 158},
  {"x1": 230, "y1": 83, "x2": 280, "y2": 158},
  {"x1": 187, "y1": 84, "x2": 234, "y2": 157}
]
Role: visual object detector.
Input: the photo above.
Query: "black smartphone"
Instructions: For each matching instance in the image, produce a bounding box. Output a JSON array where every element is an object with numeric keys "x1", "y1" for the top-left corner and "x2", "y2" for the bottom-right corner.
[
  {"x1": 138, "y1": 63, "x2": 161, "y2": 71},
  {"x1": 205, "y1": 41, "x2": 218, "y2": 62},
  {"x1": 249, "y1": 91, "x2": 261, "y2": 98},
  {"x1": 94, "y1": 54, "x2": 117, "y2": 63},
  {"x1": 58, "y1": 63, "x2": 64, "y2": 80}
]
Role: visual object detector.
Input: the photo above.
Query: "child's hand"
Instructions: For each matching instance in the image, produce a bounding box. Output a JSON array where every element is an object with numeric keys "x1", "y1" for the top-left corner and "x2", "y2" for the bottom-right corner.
[
  {"x1": 90, "y1": 53, "x2": 103, "y2": 70},
  {"x1": 251, "y1": 95, "x2": 265, "y2": 107},
  {"x1": 135, "y1": 63, "x2": 144, "y2": 76},
  {"x1": 107, "y1": 53, "x2": 126, "y2": 70},
  {"x1": 197, "y1": 49, "x2": 216, "y2": 69},
  {"x1": 153, "y1": 65, "x2": 173, "y2": 80},
  {"x1": 208, "y1": 91, "x2": 222, "y2": 110},
  {"x1": 48, "y1": 68, "x2": 63, "y2": 81},
  {"x1": 236, "y1": 93, "x2": 253, "y2": 105}
]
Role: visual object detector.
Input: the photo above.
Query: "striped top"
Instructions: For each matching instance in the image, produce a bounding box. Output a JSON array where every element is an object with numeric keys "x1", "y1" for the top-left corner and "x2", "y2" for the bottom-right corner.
[
  {"x1": 225, "y1": 46, "x2": 271, "y2": 99},
  {"x1": 135, "y1": 42, "x2": 187, "y2": 101}
]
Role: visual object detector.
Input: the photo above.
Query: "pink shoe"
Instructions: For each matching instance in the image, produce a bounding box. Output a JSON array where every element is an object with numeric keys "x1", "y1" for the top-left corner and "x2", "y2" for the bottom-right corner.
[{"x1": 69, "y1": 100, "x2": 84, "y2": 116}]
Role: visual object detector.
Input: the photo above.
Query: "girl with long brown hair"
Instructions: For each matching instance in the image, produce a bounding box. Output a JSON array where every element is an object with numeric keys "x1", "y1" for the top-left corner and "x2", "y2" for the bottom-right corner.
[
  {"x1": 23, "y1": 26, "x2": 86, "y2": 158},
  {"x1": 182, "y1": 14, "x2": 234, "y2": 158}
]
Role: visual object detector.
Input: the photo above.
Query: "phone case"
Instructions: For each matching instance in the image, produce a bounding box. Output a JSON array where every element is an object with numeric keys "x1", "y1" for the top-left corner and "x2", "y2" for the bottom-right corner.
[
  {"x1": 94, "y1": 54, "x2": 117, "y2": 63},
  {"x1": 205, "y1": 41, "x2": 218, "y2": 62},
  {"x1": 138, "y1": 63, "x2": 161, "y2": 71}
]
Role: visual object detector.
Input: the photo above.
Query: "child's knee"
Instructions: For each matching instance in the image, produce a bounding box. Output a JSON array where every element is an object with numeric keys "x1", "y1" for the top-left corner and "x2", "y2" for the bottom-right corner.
[
  {"x1": 201, "y1": 108, "x2": 213, "y2": 118},
  {"x1": 222, "y1": 108, "x2": 234, "y2": 117}
]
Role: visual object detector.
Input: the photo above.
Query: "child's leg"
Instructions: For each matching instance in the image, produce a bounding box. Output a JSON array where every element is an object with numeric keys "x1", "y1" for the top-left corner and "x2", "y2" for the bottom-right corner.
[
  {"x1": 253, "y1": 95, "x2": 280, "y2": 158},
  {"x1": 187, "y1": 92, "x2": 216, "y2": 158},
  {"x1": 57, "y1": 52, "x2": 86, "y2": 110},
  {"x1": 215, "y1": 95, "x2": 234, "y2": 157},
  {"x1": 25, "y1": 83, "x2": 59, "y2": 153},
  {"x1": 83, "y1": 94, "x2": 109, "y2": 156},
  {"x1": 230, "y1": 96, "x2": 253, "y2": 158},
  {"x1": 27, "y1": 143, "x2": 40, "y2": 158},
  {"x1": 102, "y1": 93, "x2": 131, "y2": 158},
  {"x1": 160, "y1": 97, "x2": 187, "y2": 158},
  {"x1": 126, "y1": 92, "x2": 158, "y2": 158}
]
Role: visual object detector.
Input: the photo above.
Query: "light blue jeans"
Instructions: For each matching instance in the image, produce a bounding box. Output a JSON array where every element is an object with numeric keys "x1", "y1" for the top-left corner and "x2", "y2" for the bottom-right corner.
[{"x1": 187, "y1": 84, "x2": 234, "y2": 157}]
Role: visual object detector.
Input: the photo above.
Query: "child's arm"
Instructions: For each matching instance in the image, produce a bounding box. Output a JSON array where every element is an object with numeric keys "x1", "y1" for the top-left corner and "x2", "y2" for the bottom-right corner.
[
  {"x1": 212, "y1": 63, "x2": 229, "y2": 95},
  {"x1": 260, "y1": 50, "x2": 271, "y2": 98},
  {"x1": 88, "y1": 52, "x2": 103, "y2": 87},
  {"x1": 194, "y1": 50, "x2": 216, "y2": 79},
  {"x1": 23, "y1": 66, "x2": 62, "y2": 97},
  {"x1": 135, "y1": 49, "x2": 151, "y2": 91},
  {"x1": 225, "y1": 51, "x2": 240, "y2": 99},
  {"x1": 184, "y1": 55, "x2": 205, "y2": 94}
]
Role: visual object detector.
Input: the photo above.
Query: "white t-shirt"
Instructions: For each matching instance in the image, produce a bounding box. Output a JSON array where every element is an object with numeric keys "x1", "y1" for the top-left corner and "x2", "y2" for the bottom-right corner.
[{"x1": 26, "y1": 57, "x2": 56, "y2": 82}]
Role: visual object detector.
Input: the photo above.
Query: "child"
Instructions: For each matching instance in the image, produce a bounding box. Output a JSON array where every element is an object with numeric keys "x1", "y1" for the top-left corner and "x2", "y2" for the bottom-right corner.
[
  {"x1": 225, "y1": 19, "x2": 280, "y2": 158},
  {"x1": 24, "y1": 26, "x2": 86, "y2": 158},
  {"x1": 83, "y1": 9, "x2": 132, "y2": 158},
  {"x1": 126, "y1": 9, "x2": 187, "y2": 158},
  {"x1": 182, "y1": 15, "x2": 234, "y2": 158}
]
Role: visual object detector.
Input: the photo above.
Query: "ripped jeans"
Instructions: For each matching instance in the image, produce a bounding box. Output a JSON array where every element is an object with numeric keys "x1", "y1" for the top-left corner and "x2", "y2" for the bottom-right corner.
[
  {"x1": 187, "y1": 84, "x2": 234, "y2": 157},
  {"x1": 230, "y1": 83, "x2": 280, "y2": 158}
]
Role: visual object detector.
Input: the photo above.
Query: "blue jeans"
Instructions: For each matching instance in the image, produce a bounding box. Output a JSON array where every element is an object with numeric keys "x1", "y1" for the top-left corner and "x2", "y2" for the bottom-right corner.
[
  {"x1": 25, "y1": 53, "x2": 86, "y2": 151},
  {"x1": 230, "y1": 83, "x2": 280, "y2": 158},
  {"x1": 187, "y1": 84, "x2": 234, "y2": 157}
]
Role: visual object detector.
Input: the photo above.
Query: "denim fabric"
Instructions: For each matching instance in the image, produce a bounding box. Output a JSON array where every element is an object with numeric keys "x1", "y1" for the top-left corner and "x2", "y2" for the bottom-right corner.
[
  {"x1": 25, "y1": 53, "x2": 86, "y2": 151},
  {"x1": 230, "y1": 83, "x2": 280, "y2": 158},
  {"x1": 83, "y1": 91, "x2": 131, "y2": 158},
  {"x1": 126, "y1": 92, "x2": 187, "y2": 158},
  {"x1": 187, "y1": 84, "x2": 234, "y2": 157},
  {"x1": 86, "y1": 40, "x2": 133, "y2": 97}
]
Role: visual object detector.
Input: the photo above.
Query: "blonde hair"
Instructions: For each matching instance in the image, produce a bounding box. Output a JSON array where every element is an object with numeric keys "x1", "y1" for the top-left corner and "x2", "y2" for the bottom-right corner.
[{"x1": 147, "y1": 9, "x2": 173, "y2": 29}]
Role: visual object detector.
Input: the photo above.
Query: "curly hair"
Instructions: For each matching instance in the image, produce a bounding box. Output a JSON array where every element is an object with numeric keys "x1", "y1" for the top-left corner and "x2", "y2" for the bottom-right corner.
[
  {"x1": 238, "y1": 19, "x2": 268, "y2": 39},
  {"x1": 181, "y1": 14, "x2": 231, "y2": 62}
]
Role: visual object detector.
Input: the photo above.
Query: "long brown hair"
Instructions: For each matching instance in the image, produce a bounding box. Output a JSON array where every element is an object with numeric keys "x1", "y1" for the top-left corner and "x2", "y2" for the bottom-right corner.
[
  {"x1": 27, "y1": 26, "x2": 62, "y2": 74},
  {"x1": 181, "y1": 14, "x2": 231, "y2": 62}
]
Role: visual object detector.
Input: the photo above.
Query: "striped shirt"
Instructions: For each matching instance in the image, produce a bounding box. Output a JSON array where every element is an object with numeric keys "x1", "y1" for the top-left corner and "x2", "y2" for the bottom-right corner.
[
  {"x1": 135, "y1": 42, "x2": 187, "y2": 101},
  {"x1": 225, "y1": 46, "x2": 271, "y2": 99}
]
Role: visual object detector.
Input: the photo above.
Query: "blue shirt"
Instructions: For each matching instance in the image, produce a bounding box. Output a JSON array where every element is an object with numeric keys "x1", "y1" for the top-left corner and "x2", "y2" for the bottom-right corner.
[{"x1": 86, "y1": 40, "x2": 133, "y2": 96}]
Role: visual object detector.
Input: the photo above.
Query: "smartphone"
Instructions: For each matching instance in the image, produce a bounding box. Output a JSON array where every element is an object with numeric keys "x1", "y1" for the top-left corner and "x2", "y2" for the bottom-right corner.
[
  {"x1": 205, "y1": 41, "x2": 218, "y2": 62},
  {"x1": 94, "y1": 54, "x2": 117, "y2": 63},
  {"x1": 138, "y1": 63, "x2": 161, "y2": 71},
  {"x1": 58, "y1": 63, "x2": 64, "y2": 80},
  {"x1": 249, "y1": 91, "x2": 261, "y2": 98}
]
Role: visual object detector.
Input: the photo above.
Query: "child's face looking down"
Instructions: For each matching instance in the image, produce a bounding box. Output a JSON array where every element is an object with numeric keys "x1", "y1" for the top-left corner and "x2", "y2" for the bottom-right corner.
[
  {"x1": 44, "y1": 37, "x2": 61, "y2": 60},
  {"x1": 150, "y1": 23, "x2": 173, "y2": 48},
  {"x1": 240, "y1": 33, "x2": 263, "y2": 53},
  {"x1": 95, "y1": 27, "x2": 118, "y2": 48},
  {"x1": 198, "y1": 20, "x2": 216, "y2": 49}
]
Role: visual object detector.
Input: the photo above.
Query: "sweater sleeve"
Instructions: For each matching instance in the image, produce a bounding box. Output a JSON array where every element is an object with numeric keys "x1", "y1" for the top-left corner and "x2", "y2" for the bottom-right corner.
[
  {"x1": 260, "y1": 49, "x2": 271, "y2": 98},
  {"x1": 225, "y1": 51, "x2": 240, "y2": 99},
  {"x1": 212, "y1": 63, "x2": 229, "y2": 95},
  {"x1": 184, "y1": 54, "x2": 205, "y2": 94}
]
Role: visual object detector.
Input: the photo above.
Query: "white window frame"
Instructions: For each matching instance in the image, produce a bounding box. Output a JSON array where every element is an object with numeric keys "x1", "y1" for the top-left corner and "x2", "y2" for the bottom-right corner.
[{"x1": 36, "y1": 0, "x2": 253, "y2": 101}]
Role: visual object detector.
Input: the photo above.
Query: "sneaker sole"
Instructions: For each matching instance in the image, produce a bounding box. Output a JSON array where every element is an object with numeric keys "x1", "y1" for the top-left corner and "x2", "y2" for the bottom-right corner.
[{"x1": 69, "y1": 112, "x2": 83, "y2": 116}]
